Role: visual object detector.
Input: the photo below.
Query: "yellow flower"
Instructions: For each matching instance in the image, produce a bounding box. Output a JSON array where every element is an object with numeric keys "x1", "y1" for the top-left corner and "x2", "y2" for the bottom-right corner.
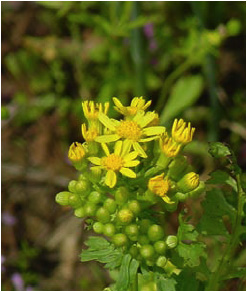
[
  {"x1": 95, "y1": 110, "x2": 166, "y2": 158},
  {"x1": 88, "y1": 141, "x2": 140, "y2": 188},
  {"x1": 160, "y1": 133, "x2": 181, "y2": 157},
  {"x1": 82, "y1": 100, "x2": 109, "y2": 121},
  {"x1": 177, "y1": 172, "x2": 199, "y2": 193},
  {"x1": 172, "y1": 119, "x2": 195, "y2": 144},
  {"x1": 81, "y1": 123, "x2": 99, "y2": 142},
  {"x1": 148, "y1": 173, "x2": 173, "y2": 204},
  {"x1": 113, "y1": 97, "x2": 152, "y2": 116},
  {"x1": 68, "y1": 142, "x2": 86, "y2": 162}
]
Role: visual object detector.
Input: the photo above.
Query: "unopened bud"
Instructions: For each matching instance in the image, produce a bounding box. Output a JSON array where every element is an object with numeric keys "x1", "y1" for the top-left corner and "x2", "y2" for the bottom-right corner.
[
  {"x1": 55, "y1": 191, "x2": 71, "y2": 206},
  {"x1": 177, "y1": 172, "x2": 200, "y2": 193},
  {"x1": 168, "y1": 155, "x2": 189, "y2": 181},
  {"x1": 166, "y1": 235, "x2": 178, "y2": 249}
]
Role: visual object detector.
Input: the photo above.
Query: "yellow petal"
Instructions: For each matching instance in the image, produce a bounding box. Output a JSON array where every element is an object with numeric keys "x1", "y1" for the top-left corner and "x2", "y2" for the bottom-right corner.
[
  {"x1": 124, "y1": 151, "x2": 138, "y2": 161},
  {"x1": 139, "y1": 112, "x2": 156, "y2": 128},
  {"x1": 98, "y1": 112, "x2": 116, "y2": 131},
  {"x1": 114, "y1": 140, "x2": 123, "y2": 156},
  {"x1": 139, "y1": 137, "x2": 157, "y2": 143},
  {"x1": 143, "y1": 100, "x2": 152, "y2": 110},
  {"x1": 88, "y1": 157, "x2": 101, "y2": 165},
  {"x1": 161, "y1": 196, "x2": 175, "y2": 204},
  {"x1": 124, "y1": 160, "x2": 140, "y2": 167},
  {"x1": 105, "y1": 170, "x2": 117, "y2": 188},
  {"x1": 142, "y1": 126, "x2": 166, "y2": 136},
  {"x1": 112, "y1": 97, "x2": 124, "y2": 109},
  {"x1": 133, "y1": 142, "x2": 147, "y2": 158},
  {"x1": 95, "y1": 134, "x2": 119, "y2": 143},
  {"x1": 101, "y1": 143, "x2": 110, "y2": 156},
  {"x1": 120, "y1": 167, "x2": 136, "y2": 178},
  {"x1": 121, "y1": 139, "x2": 132, "y2": 156}
]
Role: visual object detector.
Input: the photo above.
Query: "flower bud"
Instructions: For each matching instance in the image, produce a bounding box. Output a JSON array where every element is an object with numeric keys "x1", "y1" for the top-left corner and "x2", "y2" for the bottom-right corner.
[
  {"x1": 104, "y1": 198, "x2": 117, "y2": 214},
  {"x1": 166, "y1": 235, "x2": 178, "y2": 249},
  {"x1": 156, "y1": 256, "x2": 167, "y2": 268},
  {"x1": 148, "y1": 174, "x2": 173, "y2": 204},
  {"x1": 112, "y1": 233, "x2": 128, "y2": 247},
  {"x1": 117, "y1": 209, "x2": 134, "y2": 225},
  {"x1": 75, "y1": 180, "x2": 91, "y2": 194},
  {"x1": 74, "y1": 207, "x2": 86, "y2": 218},
  {"x1": 68, "y1": 180, "x2": 77, "y2": 193},
  {"x1": 68, "y1": 194, "x2": 83, "y2": 208},
  {"x1": 93, "y1": 222, "x2": 104, "y2": 234},
  {"x1": 103, "y1": 223, "x2": 116, "y2": 237},
  {"x1": 125, "y1": 224, "x2": 139, "y2": 241},
  {"x1": 96, "y1": 207, "x2": 111, "y2": 223},
  {"x1": 68, "y1": 142, "x2": 86, "y2": 163},
  {"x1": 187, "y1": 181, "x2": 205, "y2": 199},
  {"x1": 55, "y1": 191, "x2": 71, "y2": 206},
  {"x1": 147, "y1": 225, "x2": 165, "y2": 242},
  {"x1": 140, "y1": 244, "x2": 155, "y2": 259},
  {"x1": 168, "y1": 155, "x2": 189, "y2": 181},
  {"x1": 154, "y1": 241, "x2": 167, "y2": 255},
  {"x1": 177, "y1": 172, "x2": 200, "y2": 193},
  {"x1": 172, "y1": 118, "x2": 195, "y2": 144},
  {"x1": 115, "y1": 187, "x2": 129, "y2": 205},
  {"x1": 128, "y1": 200, "x2": 141, "y2": 215},
  {"x1": 88, "y1": 191, "x2": 102, "y2": 204}
]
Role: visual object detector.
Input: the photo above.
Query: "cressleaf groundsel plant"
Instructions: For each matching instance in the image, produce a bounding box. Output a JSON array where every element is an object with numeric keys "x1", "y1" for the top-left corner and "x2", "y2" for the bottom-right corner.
[{"x1": 56, "y1": 97, "x2": 245, "y2": 291}]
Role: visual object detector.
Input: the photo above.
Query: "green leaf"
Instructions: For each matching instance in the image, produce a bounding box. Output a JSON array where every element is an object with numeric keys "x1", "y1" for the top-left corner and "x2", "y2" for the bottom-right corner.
[
  {"x1": 80, "y1": 236, "x2": 123, "y2": 270},
  {"x1": 160, "y1": 75, "x2": 203, "y2": 123},
  {"x1": 206, "y1": 170, "x2": 237, "y2": 192},
  {"x1": 224, "y1": 267, "x2": 246, "y2": 279},
  {"x1": 177, "y1": 214, "x2": 206, "y2": 267},
  {"x1": 197, "y1": 188, "x2": 236, "y2": 236},
  {"x1": 129, "y1": 258, "x2": 139, "y2": 285},
  {"x1": 115, "y1": 254, "x2": 132, "y2": 291},
  {"x1": 176, "y1": 269, "x2": 201, "y2": 290},
  {"x1": 208, "y1": 142, "x2": 231, "y2": 158},
  {"x1": 156, "y1": 277, "x2": 177, "y2": 291}
]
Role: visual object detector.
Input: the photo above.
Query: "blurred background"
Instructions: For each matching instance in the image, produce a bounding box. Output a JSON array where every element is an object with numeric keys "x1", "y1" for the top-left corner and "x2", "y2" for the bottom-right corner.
[{"x1": 2, "y1": 2, "x2": 246, "y2": 291}]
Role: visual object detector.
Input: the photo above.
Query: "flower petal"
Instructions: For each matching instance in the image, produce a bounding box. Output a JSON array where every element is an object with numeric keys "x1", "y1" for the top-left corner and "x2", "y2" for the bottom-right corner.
[
  {"x1": 88, "y1": 157, "x2": 101, "y2": 165},
  {"x1": 95, "y1": 134, "x2": 119, "y2": 143},
  {"x1": 142, "y1": 126, "x2": 166, "y2": 136},
  {"x1": 124, "y1": 151, "x2": 138, "y2": 161},
  {"x1": 121, "y1": 139, "x2": 132, "y2": 156},
  {"x1": 98, "y1": 112, "x2": 116, "y2": 131},
  {"x1": 138, "y1": 112, "x2": 156, "y2": 128},
  {"x1": 101, "y1": 143, "x2": 110, "y2": 156},
  {"x1": 114, "y1": 140, "x2": 123, "y2": 156},
  {"x1": 139, "y1": 137, "x2": 157, "y2": 143},
  {"x1": 133, "y1": 142, "x2": 147, "y2": 158},
  {"x1": 120, "y1": 167, "x2": 136, "y2": 178},
  {"x1": 124, "y1": 160, "x2": 140, "y2": 167},
  {"x1": 105, "y1": 170, "x2": 117, "y2": 188},
  {"x1": 162, "y1": 196, "x2": 175, "y2": 204},
  {"x1": 113, "y1": 97, "x2": 124, "y2": 109}
]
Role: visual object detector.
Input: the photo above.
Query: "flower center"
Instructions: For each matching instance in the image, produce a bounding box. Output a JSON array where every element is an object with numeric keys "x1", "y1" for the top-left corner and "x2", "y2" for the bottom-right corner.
[
  {"x1": 116, "y1": 120, "x2": 142, "y2": 141},
  {"x1": 156, "y1": 180, "x2": 169, "y2": 196},
  {"x1": 101, "y1": 154, "x2": 123, "y2": 171}
]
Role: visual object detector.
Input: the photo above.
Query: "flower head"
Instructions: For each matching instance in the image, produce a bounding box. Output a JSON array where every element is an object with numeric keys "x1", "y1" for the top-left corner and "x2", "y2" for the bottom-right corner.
[
  {"x1": 172, "y1": 119, "x2": 195, "y2": 144},
  {"x1": 113, "y1": 97, "x2": 152, "y2": 116},
  {"x1": 177, "y1": 172, "x2": 199, "y2": 193},
  {"x1": 148, "y1": 173, "x2": 173, "y2": 204},
  {"x1": 82, "y1": 101, "x2": 109, "y2": 121},
  {"x1": 68, "y1": 142, "x2": 86, "y2": 162},
  {"x1": 95, "y1": 110, "x2": 166, "y2": 158},
  {"x1": 88, "y1": 141, "x2": 140, "y2": 188},
  {"x1": 81, "y1": 123, "x2": 99, "y2": 142},
  {"x1": 160, "y1": 133, "x2": 181, "y2": 157}
]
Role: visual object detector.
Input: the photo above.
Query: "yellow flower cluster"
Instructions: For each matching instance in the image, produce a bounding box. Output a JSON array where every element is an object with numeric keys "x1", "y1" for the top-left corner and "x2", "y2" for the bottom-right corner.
[{"x1": 68, "y1": 97, "x2": 197, "y2": 193}]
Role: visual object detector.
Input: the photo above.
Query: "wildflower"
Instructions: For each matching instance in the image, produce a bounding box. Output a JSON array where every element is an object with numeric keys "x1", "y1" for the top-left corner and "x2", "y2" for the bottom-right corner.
[
  {"x1": 113, "y1": 97, "x2": 152, "y2": 116},
  {"x1": 68, "y1": 142, "x2": 86, "y2": 163},
  {"x1": 148, "y1": 173, "x2": 173, "y2": 204},
  {"x1": 88, "y1": 141, "x2": 140, "y2": 188},
  {"x1": 160, "y1": 133, "x2": 181, "y2": 157},
  {"x1": 81, "y1": 123, "x2": 99, "y2": 142},
  {"x1": 82, "y1": 100, "x2": 109, "y2": 121},
  {"x1": 95, "y1": 110, "x2": 166, "y2": 158},
  {"x1": 172, "y1": 119, "x2": 195, "y2": 144},
  {"x1": 177, "y1": 172, "x2": 200, "y2": 193}
]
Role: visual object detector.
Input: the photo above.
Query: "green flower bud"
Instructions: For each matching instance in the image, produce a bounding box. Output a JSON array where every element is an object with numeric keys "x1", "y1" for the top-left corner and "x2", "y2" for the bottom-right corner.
[
  {"x1": 88, "y1": 191, "x2": 102, "y2": 204},
  {"x1": 146, "y1": 259, "x2": 155, "y2": 267},
  {"x1": 154, "y1": 241, "x2": 166, "y2": 255},
  {"x1": 103, "y1": 198, "x2": 117, "y2": 214},
  {"x1": 96, "y1": 207, "x2": 111, "y2": 223},
  {"x1": 115, "y1": 187, "x2": 129, "y2": 205},
  {"x1": 128, "y1": 200, "x2": 141, "y2": 215},
  {"x1": 75, "y1": 180, "x2": 91, "y2": 194},
  {"x1": 68, "y1": 180, "x2": 77, "y2": 193},
  {"x1": 55, "y1": 191, "x2": 71, "y2": 206},
  {"x1": 177, "y1": 172, "x2": 200, "y2": 193},
  {"x1": 125, "y1": 224, "x2": 139, "y2": 241},
  {"x1": 175, "y1": 192, "x2": 187, "y2": 202},
  {"x1": 112, "y1": 233, "x2": 128, "y2": 247},
  {"x1": 139, "y1": 219, "x2": 152, "y2": 234},
  {"x1": 84, "y1": 203, "x2": 97, "y2": 216},
  {"x1": 129, "y1": 245, "x2": 139, "y2": 258},
  {"x1": 93, "y1": 222, "x2": 104, "y2": 234},
  {"x1": 156, "y1": 256, "x2": 167, "y2": 268},
  {"x1": 147, "y1": 225, "x2": 165, "y2": 242},
  {"x1": 138, "y1": 235, "x2": 150, "y2": 245},
  {"x1": 117, "y1": 209, "x2": 134, "y2": 225},
  {"x1": 168, "y1": 155, "x2": 188, "y2": 181},
  {"x1": 68, "y1": 193, "x2": 83, "y2": 208},
  {"x1": 166, "y1": 235, "x2": 178, "y2": 249},
  {"x1": 187, "y1": 181, "x2": 205, "y2": 198},
  {"x1": 140, "y1": 244, "x2": 155, "y2": 259},
  {"x1": 74, "y1": 207, "x2": 86, "y2": 218},
  {"x1": 103, "y1": 223, "x2": 116, "y2": 237}
]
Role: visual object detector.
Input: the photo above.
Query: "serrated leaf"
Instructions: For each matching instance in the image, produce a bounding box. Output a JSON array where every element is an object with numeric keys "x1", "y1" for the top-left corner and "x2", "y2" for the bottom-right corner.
[
  {"x1": 156, "y1": 277, "x2": 177, "y2": 291},
  {"x1": 176, "y1": 269, "x2": 200, "y2": 290},
  {"x1": 160, "y1": 75, "x2": 203, "y2": 123},
  {"x1": 208, "y1": 142, "x2": 231, "y2": 158},
  {"x1": 206, "y1": 170, "x2": 237, "y2": 192},
  {"x1": 84, "y1": 236, "x2": 110, "y2": 250},
  {"x1": 115, "y1": 254, "x2": 132, "y2": 291},
  {"x1": 197, "y1": 188, "x2": 236, "y2": 236}
]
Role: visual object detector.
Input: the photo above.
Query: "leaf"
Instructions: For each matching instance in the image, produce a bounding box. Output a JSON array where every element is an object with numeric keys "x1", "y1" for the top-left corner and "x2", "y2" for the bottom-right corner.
[
  {"x1": 224, "y1": 267, "x2": 246, "y2": 279},
  {"x1": 129, "y1": 259, "x2": 139, "y2": 285},
  {"x1": 206, "y1": 170, "x2": 237, "y2": 192},
  {"x1": 156, "y1": 277, "x2": 177, "y2": 291},
  {"x1": 177, "y1": 214, "x2": 206, "y2": 267},
  {"x1": 208, "y1": 142, "x2": 231, "y2": 158},
  {"x1": 176, "y1": 269, "x2": 201, "y2": 290},
  {"x1": 160, "y1": 75, "x2": 203, "y2": 123},
  {"x1": 80, "y1": 236, "x2": 123, "y2": 270},
  {"x1": 115, "y1": 254, "x2": 132, "y2": 291},
  {"x1": 197, "y1": 188, "x2": 236, "y2": 236}
]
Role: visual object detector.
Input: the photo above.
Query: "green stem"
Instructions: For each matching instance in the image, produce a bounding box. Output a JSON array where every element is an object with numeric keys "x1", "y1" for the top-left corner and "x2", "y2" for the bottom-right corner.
[
  {"x1": 131, "y1": 272, "x2": 138, "y2": 291},
  {"x1": 205, "y1": 174, "x2": 245, "y2": 291}
]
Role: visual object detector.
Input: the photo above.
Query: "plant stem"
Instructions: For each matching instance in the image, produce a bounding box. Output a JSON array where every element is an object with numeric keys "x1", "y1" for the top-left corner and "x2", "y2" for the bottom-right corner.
[
  {"x1": 132, "y1": 272, "x2": 138, "y2": 291},
  {"x1": 205, "y1": 174, "x2": 245, "y2": 291}
]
